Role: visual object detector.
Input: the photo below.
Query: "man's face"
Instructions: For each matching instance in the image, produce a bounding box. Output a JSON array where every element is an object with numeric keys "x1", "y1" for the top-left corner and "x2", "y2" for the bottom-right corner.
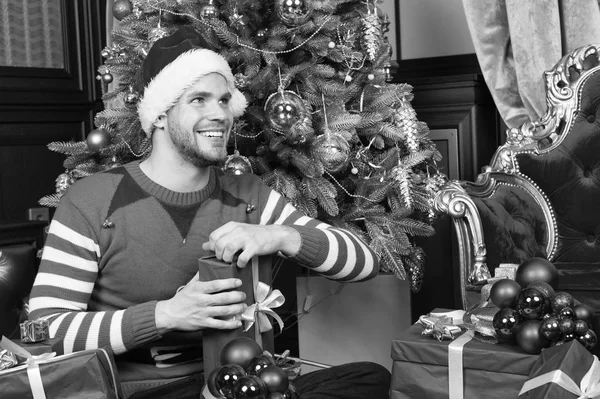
[{"x1": 164, "y1": 73, "x2": 234, "y2": 168}]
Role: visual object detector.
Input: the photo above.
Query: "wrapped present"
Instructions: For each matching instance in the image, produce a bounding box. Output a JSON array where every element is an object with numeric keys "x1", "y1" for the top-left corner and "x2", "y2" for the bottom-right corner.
[
  {"x1": 15, "y1": 337, "x2": 64, "y2": 358},
  {"x1": 0, "y1": 335, "x2": 122, "y2": 399},
  {"x1": 200, "y1": 255, "x2": 282, "y2": 377},
  {"x1": 0, "y1": 349, "x2": 18, "y2": 371},
  {"x1": 495, "y1": 263, "x2": 519, "y2": 280},
  {"x1": 391, "y1": 309, "x2": 539, "y2": 399},
  {"x1": 519, "y1": 340, "x2": 600, "y2": 398},
  {"x1": 20, "y1": 319, "x2": 49, "y2": 343}
]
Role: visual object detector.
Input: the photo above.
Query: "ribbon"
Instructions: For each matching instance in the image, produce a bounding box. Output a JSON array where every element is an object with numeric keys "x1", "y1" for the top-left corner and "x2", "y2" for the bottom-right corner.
[
  {"x1": 0, "y1": 335, "x2": 56, "y2": 399},
  {"x1": 417, "y1": 312, "x2": 463, "y2": 341},
  {"x1": 519, "y1": 356, "x2": 600, "y2": 398},
  {"x1": 448, "y1": 329, "x2": 475, "y2": 399},
  {"x1": 462, "y1": 302, "x2": 499, "y2": 344},
  {"x1": 241, "y1": 257, "x2": 285, "y2": 347}
]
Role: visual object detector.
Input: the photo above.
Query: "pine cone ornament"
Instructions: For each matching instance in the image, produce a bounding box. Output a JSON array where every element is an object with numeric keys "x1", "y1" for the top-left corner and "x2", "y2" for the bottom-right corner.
[
  {"x1": 395, "y1": 107, "x2": 419, "y2": 153},
  {"x1": 361, "y1": 11, "x2": 381, "y2": 62},
  {"x1": 407, "y1": 249, "x2": 426, "y2": 293}
]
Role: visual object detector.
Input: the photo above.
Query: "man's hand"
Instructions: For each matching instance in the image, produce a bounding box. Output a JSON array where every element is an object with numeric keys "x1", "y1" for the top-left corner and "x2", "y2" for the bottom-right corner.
[
  {"x1": 155, "y1": 277, "x2": 247, "y2": 335},
  {"x1": 202, "y1": 222, "x2": 301, "y2": 268}
]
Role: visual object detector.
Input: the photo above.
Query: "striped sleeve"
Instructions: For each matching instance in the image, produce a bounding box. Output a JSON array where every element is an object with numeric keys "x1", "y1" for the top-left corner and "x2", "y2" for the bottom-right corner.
[
  {"x1": 28, "y1": 197, "x2": 159, "y2": 355},
  {"x1": 259, "y1": 190, "x2": 379, "y2": 282}
]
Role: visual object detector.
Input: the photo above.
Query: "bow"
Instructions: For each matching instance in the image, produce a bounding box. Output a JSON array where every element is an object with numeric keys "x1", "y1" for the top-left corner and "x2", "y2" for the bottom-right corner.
[
  {"x1": 519, "y1": 356, "x2": 600, "y2": 398},
  {"x1": 417, "y1": 314, "x2": 463, "y2": 341},
  {"x1": 242, "y1": 281, "x2": 285, "y2": 334}
]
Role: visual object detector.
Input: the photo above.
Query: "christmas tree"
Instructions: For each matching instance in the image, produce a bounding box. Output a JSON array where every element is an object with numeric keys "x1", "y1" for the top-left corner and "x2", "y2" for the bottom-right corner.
[{"x1": 40, "y1": 0, "x2": 445, "y2": 293}]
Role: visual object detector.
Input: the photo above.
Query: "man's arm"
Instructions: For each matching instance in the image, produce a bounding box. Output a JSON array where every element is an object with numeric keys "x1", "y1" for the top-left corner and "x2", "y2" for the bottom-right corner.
[
  {"x1": 28, "y1": 197, "x2": 161, "y2": 355},
  {"x1": 260, "y1": 190, "x2": 379, "y2": 282}
]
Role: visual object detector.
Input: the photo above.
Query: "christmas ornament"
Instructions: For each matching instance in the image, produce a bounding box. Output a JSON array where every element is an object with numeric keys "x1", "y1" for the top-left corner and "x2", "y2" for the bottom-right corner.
[
  {"x1": 101, "y1": 72, "x2": 114, "y2": 84},
  {"x1": 562, "y1": 332, "x2": 576, "y2": 342},
  {"x1": 361, "y1": 5, "x2": 382, "y2": 61},
  {"x1": 224, "y1": 151, "x2": 253, "y2": 175},
  {"x1": 256, "y1": 29, "x2": 268, "y2": 39},
  {"x1": 367, "y1": 73, "x2": 375, "y2": 80},
  {"x1": 220, "y1": 337, "x2": 263, "y2": 369},
  {"x1": 539, "y1": 316, "x2": 561, "y2": 341},
  {"x1": 268, "y1": 394, "x2": 286, "y2": 399},
  {"x1": 550, "y1": 292, "x2": 575, "y2": 314},
  {"x1": 257, "y1": 365, "x2": 289, "y2": 393},
  {"x1": 526, "y1": 281, "x2": 555, "y2": 299},
  {"x1": 394, "y1": 106, "x2": 419, "y2": 153},
  {"x1": 148, "y1": 26, "x2": 169, "y2": 44},
  {"x1": 515, "y1": 320, "x2": 549, "y2": 354},
  {"x1": 406, "y1": 249, "x2": 425, "y2": 293},
  {"x1": 275, "y1": 0, "x2": 312, "y2": 26},
  {"x1": 574, "y1": 320, "x2": 589, "y2": 336},
  {"x1": 215, "y1": 364, "x2": 246, "y2": 398},
  {"x1": 516, "y1": 287, "x2": 550, "y2": 320},
  {"x1": 264, "y1": 90, "x2": 307, "y2": 134},
  {"x1": 558, "y1": 318, "x2": 575, "y2": 334},
  {"x1": 558, "y1": 307, "x2": 575, "y2": 320},
  {"x1": 515, "y1": 257, "x2": 558, "y2": 289},
  {"x1": 247, "y1": 354, "x2": 275, "y2": 375},
  {"x1": 311, "y1": 132, "x2": 350, "y2": 174},
  {"x1": 55, "y1": 173, "x2": 74, "y2": 195},
  {"x1": 231, "y1": 375, "x2": 268, "y2": 399},
  {"x1": 229, "y1": 8, "x2": 246, "y2": 29},
  {"x1": 86, "y1": 129, "x2": 111, "y2": 152},
  {"x1": 328, "y1": 41, "x2": 336, "y2": 49},
  {"x1": 574, "y1": 303, "x2": 595, "y2": 326},
  {"x1": 490, "y1": 279, "x2": 521, "y2": 309},
  {"x1": 112, "y1": 0, "x2": 133, "y2": 21},
  {"x1": 492, "y1": 307, "x2": 521, "y2": 343},
  {"x1": 200, "y1": 0, "x2": 220, "y2": 19},
  {"x1": 101, "y1": 48, "x2": 111, "y2": 58},
  {"x1": 577, "y1": 329, "x2": 598, "y2": 350},
  {"x1": 124, "y1": 86, "x2": 140, "y2": 105},
  {"x1": 205, "y1": 367, "x2": 226, "y2": 399}
]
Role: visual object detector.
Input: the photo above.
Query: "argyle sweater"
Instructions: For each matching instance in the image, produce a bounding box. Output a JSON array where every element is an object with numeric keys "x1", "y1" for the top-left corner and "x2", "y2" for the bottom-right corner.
[{"x1": 28, "y1": 161, "x2": 379, "y2": 360}]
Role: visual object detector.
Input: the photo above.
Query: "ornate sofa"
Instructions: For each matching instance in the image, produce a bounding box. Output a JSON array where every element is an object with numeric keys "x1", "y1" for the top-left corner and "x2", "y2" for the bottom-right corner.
[{"x1": 434, "y1": 44, "x2": 600, "y2": 323}]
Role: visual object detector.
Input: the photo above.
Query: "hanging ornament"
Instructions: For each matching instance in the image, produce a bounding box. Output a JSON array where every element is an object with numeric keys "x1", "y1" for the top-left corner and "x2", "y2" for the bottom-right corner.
[
  {"x1": 383, "y1": 61, "x2": 392, "y2": 82},
  {"x1": 99, "y1": 72, "x2": 113, "y2": 84},
  {"x1": 256, "y1": 29, "x2": 268, "y2": 40},
  {"x1": 275, "y1": 0, "x2": 312, "y2": 26},
  {"x1": 112, "y1": 0, "x2": 133, "y2": 21},
  {"x1": 229, "y1": 7, "x2": 246, "y2": 30},
  {"x1": 200, "y1": 0, "x2": 220, "y2": 19},
  {"x1": 361, "y1": 3, "x2": 382, "y2": 62},
  {"x1": 231, "y1": 375, "x2": 268, "y2": 399},
  {"x1": 264, "y1": 90, "x2": 308, "y2": 134},
  {"x1": 124, "y1": 86, "x2": 140, "y2": 105},
  {"x1": 55, "y1": 173, "x2": 75, "y2": 195},
  {"x1": 311, "y1": 132, "x2": 350, "y2": 174},
  {"x1": 234, "y1": 73, "x2": 249, "y2": 89},
  {"x1": 224, "y1": 151, "x2": 253, "y2": 175},
  {"x1": 86, "y1": 129, "x2": 111, "y2": 152},
  {"x1": 394, "y1": 106, "x2": 419, "y2": 153},
  {"x1": 406, "y1": 249, "x2": 425, "y2": 293},
  {"x1": 101, "y1": 48, "x2": 111, "y2": 59},
  {"x1": 148, "y1": 19, "x2": 169, "y2": 44}
]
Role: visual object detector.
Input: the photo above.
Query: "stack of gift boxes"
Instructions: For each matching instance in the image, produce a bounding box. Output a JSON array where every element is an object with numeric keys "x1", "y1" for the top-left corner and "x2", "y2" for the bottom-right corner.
[
  {"x1": 0, "y1": 319, "x2": 121, "y2": 398},
  {"x1": 391, "y1": 258, "x2": 600, "y2": 398}
]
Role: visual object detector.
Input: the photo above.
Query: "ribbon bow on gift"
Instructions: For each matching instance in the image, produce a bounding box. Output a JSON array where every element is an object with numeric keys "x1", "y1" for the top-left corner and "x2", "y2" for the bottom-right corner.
[
  {"x1": 242, "y1": 281, "x2": 285, "y2": 334},
  {"x1": 520, "y1": 355, "x2": 600, "y2": 398},
  {"x1": 418, "y1": 314, "x2": 463, "y2": 341}
]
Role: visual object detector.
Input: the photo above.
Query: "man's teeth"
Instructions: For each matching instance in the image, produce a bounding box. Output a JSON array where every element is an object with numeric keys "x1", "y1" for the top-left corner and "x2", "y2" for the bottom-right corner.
[{"x1": 198, "y1": 131, "x2": 223, "y2": 138}]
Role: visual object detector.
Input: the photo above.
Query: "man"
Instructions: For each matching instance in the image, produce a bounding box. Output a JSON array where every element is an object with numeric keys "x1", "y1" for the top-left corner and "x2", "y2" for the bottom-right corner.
[{"x1": 28, "y1": 27, "x2": 390, "y2": 398}]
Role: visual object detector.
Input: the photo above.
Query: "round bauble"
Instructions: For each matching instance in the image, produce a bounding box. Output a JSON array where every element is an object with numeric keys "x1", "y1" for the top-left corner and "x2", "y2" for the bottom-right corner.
[
  {"x1": 550, "y1": 292, "x2": 575, "y2": 314},
  {"x1": 515, "y1": 320, "x2": 549, "y2": 354},
  {"x1": 101, "y1": 72, "x2": 114, "y2": 84},
  {"x1": 562, "y1": 332, "x2": 576, "y2": 342},
  {"x1": 275, "y1": 0, "x2": 313, "y2": 26},
  {"x1": 574, "y1": 320, "x2": 589, "y2": 336},
  {"x1": 205, "y1": 367, "x2": 226, "y2": 399},
  {"x1": 574, "y1": 303, "x2": 595, "y2": 326},
  {"x1": 220, "y1": 337, "x2": 263, "y2": 370},
  {"x1": 258, "y1": 366, "x2": 289, "y2": 394},
  {"x1": 215, "y1": 364, "x2": 246, "y2": 398},
  {"x1": 200, "y1": 3, "x2": 220, "y2": 19},
  {"x1": 516, "y1": 287, "x2": 550, "y2": 320},
  {"x1": 577, "y1": 329, "x2": 598, "y2": 350},
  {"x1": 310, "y1": 133, "x2": 351, "y2": 174},
  {"x1": 231, "y1": 375, "x2": 268, "y2": 399},
  {"x1": 539, "y1": 316, "x2": 561, "y2": 341},
  {"x1": 490, "y1": 279, "x2": 522, "y2": 308},
  {"x1": 112, "y1": 0, "x2": 133, "y2": 20},
  {"x1": 515, "y1": 258, "x2": 558, "y2": 289},
  {"x1": 86, "y1": 129, "x2": 111, "y2": 152},
  {"x1": 264, "y1": 90, "x2": 307, "y2": 133},
  {"x1": 526, "y1": 281, "x2": 556, "y2": 299},
  {"x1": 224, "y1": 152, "x2": 253, "y2": 175},
  {"x1": 558, "y1": 307, "x2": 575, "y2": 320},
  {"x1": 558, "y1": 318, "x2": 575, "y2": 335},
  {"x1": 493, "y1": 307, "x2": 521, "y2": 343},
  {"x1": 247, "y1": 354, "x2": 275, "y2": 375}
]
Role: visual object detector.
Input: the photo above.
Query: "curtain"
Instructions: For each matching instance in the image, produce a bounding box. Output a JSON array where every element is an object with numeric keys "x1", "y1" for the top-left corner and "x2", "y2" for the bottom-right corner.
[
  {"x1": 0, "y1": 0, "x2": 64, "y2": 68},
  {"x1": 462, "y1": 0, "x2": 600, "y2": 128}
]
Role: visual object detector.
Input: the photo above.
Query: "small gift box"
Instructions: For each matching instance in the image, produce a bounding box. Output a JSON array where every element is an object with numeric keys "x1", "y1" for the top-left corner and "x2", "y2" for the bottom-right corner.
[
  {"x1": 16, "y1": 337, "x2": 64, "y2": 358},
  {"x1": 20, "y1": 320, "x2": 49, "y2": 343},
  {"x1": 391, "y1": 308, "x2": 539, "y2": 399},
  {"x1": 0, "y1": 336, "x2": 122, "y2": 399},
  {"x1": 519, "y1": 340, "x2": 600, "y2": 398},
  {"x1": 200, "y1": 255, "x2": 283, "y2": 377}
]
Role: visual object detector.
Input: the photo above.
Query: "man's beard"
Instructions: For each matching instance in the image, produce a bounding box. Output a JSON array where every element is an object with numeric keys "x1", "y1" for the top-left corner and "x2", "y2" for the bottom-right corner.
[{"x1": 170, "y1": 128, "x2": 228, "y2": 168}]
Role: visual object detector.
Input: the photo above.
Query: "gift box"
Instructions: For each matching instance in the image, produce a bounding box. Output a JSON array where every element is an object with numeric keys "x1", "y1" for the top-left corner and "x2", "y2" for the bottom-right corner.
[
  {"x1": 0, "y1": 347, "x2": 122, "y2": 399},
  {"x1": 200, "y1": 255, "x2": 280, "y2": 377},
  {"x1": 390, "y1": 310, "x2": 540, "y2": 399},
  {"x1": 519, "y1": 340, "x2": 600, "y2": 398},
  {"x1": 15, "y1": 337, "x2": 63, "y2": 358}
]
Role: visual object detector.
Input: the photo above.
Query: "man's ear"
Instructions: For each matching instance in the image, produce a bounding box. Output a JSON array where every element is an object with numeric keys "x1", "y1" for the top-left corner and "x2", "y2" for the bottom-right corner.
[{"x1": 153, "y1": 113, "x2": 167, "y2": 129}]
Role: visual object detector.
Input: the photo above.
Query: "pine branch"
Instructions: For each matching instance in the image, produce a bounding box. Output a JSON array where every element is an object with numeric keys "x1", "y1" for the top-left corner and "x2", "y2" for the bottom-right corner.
[
  {"x1": 38, "y1": 193, "x2": 62, "y2": 208},
  {"x1": 48, "y1": 141, "x2": 88, "y2": 155}
]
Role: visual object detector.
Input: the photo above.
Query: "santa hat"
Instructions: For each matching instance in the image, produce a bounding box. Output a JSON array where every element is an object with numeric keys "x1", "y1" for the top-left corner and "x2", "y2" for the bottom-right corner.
[{"x1": 137, "y1": 26, "x2": 247, "y2": 136}]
